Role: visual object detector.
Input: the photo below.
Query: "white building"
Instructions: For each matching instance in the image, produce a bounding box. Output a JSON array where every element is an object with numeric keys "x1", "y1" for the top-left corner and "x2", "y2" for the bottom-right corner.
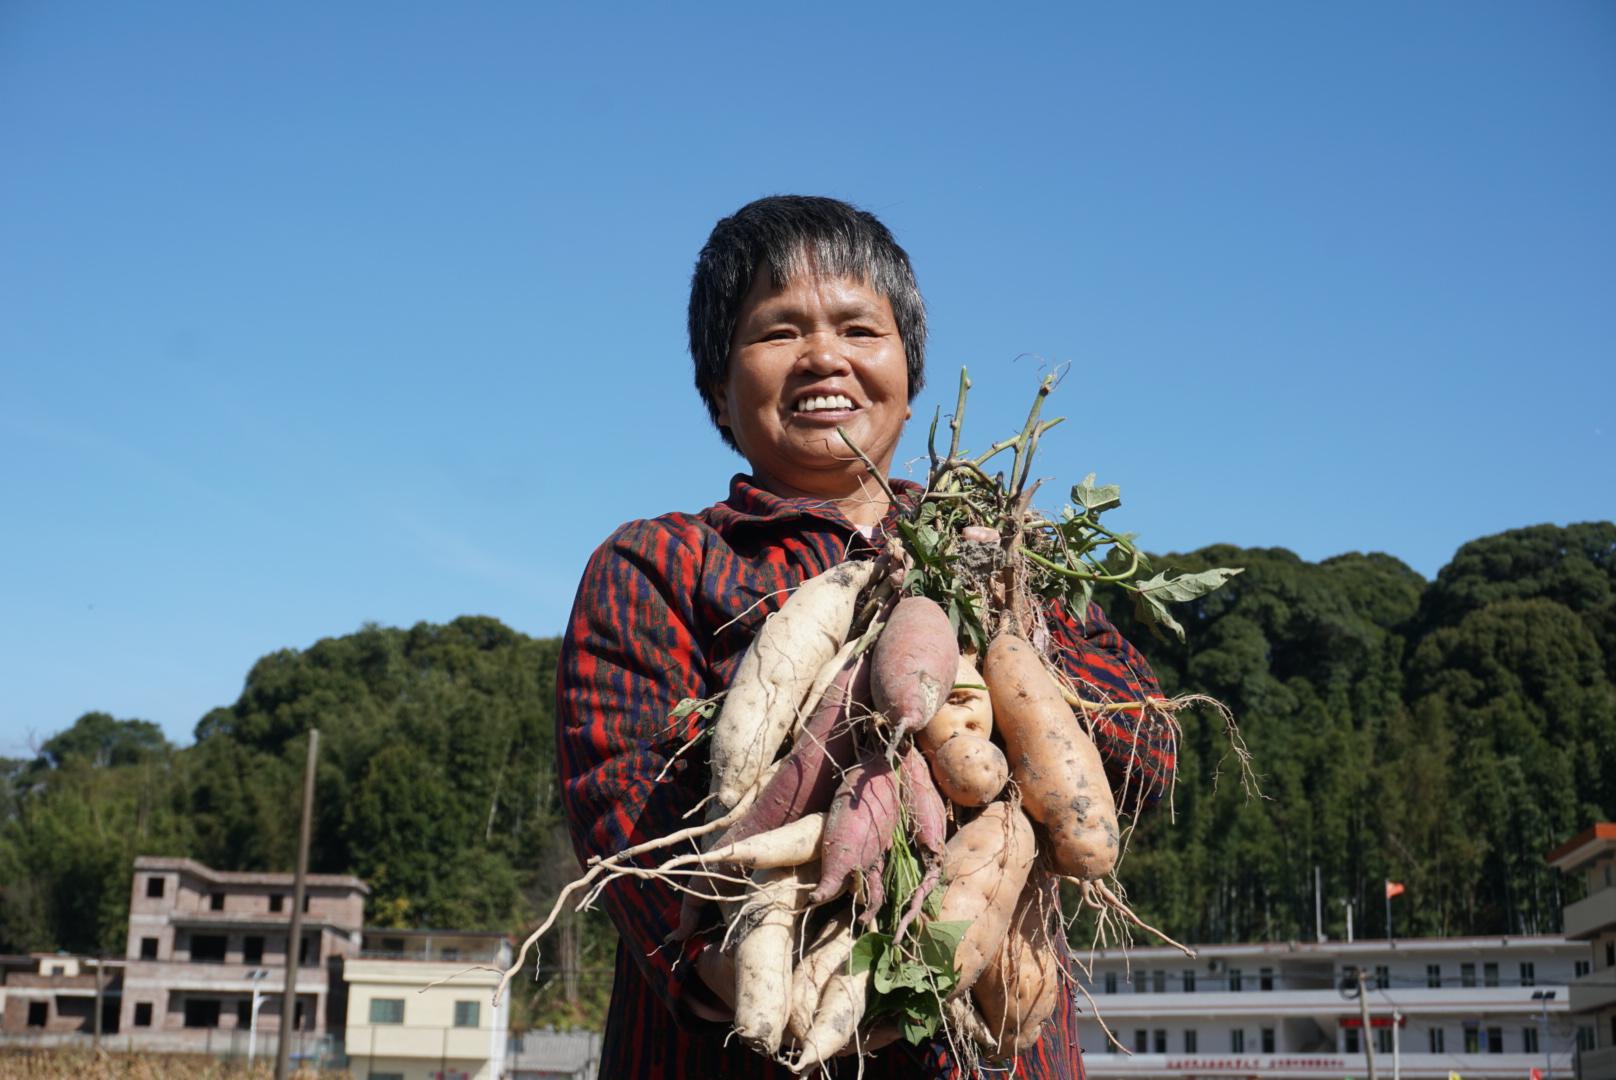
[
  {"x1": 1074, "y1": 935, "x2": 1588, "y2": 1080},
  {"x1": 343, "y1": 928, "x2": 512, "y2": 1080},
  {"x1": 1548, "y1": 822, "x2": 1616, "y2": 1080}
]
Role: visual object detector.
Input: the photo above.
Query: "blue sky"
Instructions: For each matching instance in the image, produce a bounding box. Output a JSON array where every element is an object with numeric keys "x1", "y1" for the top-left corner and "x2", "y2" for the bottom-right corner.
[{"x1": 3, "y1": 2, "x2": 1612, "y2": 754}]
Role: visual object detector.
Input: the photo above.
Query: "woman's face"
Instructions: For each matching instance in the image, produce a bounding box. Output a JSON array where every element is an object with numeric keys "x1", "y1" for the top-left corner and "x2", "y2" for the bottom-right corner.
[{"x1": 715, "y1": 270, "x2": 910, "y2": 515}]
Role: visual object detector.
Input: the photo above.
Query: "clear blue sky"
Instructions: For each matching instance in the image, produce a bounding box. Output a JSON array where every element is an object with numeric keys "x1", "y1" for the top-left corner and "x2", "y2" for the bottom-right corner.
[{"x1": 3, "y1": 2, "x2": 1612, "y2": 755}]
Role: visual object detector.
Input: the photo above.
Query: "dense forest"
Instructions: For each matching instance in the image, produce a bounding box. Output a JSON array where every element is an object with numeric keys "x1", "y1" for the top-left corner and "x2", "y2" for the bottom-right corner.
[{"x1": 2, "y1": 522, "x2": 1612, "y2": 1028}]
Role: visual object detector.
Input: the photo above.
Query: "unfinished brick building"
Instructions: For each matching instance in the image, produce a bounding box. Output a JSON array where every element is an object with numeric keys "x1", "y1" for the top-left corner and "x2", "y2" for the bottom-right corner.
[{"x1": 117, "y1": 856, "x2": 368, "y2": 1056}]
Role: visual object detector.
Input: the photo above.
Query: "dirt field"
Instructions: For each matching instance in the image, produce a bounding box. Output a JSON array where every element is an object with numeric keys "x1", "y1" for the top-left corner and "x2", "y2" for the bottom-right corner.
[{"x1": 0, "y1": 1050, "x2": 341, "y2": 1079}]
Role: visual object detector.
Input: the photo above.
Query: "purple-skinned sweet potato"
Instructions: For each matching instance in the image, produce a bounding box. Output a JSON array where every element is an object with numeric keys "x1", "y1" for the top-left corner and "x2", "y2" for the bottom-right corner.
[
  {"x1": 872, "y1": 596, "x2": 960, "y2": 741},
  {"x1": 667, "y1": 655, "x2": 864, "y2": 943},
  {"x1": 809, "y1": 751, "x2": 901, "y2": 910}
]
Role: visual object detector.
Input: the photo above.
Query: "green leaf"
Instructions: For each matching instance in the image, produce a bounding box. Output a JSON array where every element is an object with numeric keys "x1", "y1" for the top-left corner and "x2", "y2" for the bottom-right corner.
[
  {"x1": 849, "y1": 931, "x2": 888, "y2": 976},
  {"x1": 953, "y1": 587, "x2": 986, "y2": 648},
  {"x1": 902, "y1": 1012, "x2": 939, "y2": 1044},
  {"x1": 1136, "y1": 590, "x2": 1187, "y2": 642},
  {"x1": 1135, "y1": 567, "x2": 1243, "y2": 604},
  {"x1": 917, "y1": 919, "x2": 971, "y2": 980},
  {"x1": 1072, "y1": 473, "x2": 1123, "y2": 514},
  {"x1": 668, "y1": 698, "x2": 716, "y2": 721},
  {"x1": 1103, "y1": 544, "x2": 1134, "y2": 575}
]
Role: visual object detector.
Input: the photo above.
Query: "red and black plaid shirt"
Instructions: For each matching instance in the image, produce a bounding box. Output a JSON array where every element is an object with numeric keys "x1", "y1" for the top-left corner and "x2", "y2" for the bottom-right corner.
[{"x1": 556, "y1": 476, "x2": 1170, "y2": 1079}]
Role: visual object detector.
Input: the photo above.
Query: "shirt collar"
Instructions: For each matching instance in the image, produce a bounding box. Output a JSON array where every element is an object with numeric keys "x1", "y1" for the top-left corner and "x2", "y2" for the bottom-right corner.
[{"x1": 708, "y1": 474, "x2": 923, "y2": 538}]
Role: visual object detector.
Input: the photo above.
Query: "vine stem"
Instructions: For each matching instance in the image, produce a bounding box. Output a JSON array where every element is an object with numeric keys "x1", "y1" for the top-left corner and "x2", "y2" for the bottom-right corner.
[
  {"x1": 947, "y1": 367, "x2": 970, "y2": 465},
  {"x1": 835, "y1": 426, "x2": 902, "y2": 515},
  {"x1": 1008, "y1": 373, "x2": 1057, "y2": 498},
  {"x1": 1018, "y1": 544, "x2": 1141, "y2": 584}
]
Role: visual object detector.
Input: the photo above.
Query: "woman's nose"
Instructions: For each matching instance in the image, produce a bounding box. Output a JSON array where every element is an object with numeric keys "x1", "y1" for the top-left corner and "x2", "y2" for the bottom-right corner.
[{"x1": 798, "y1": 331, "x2": 851, "y2": 374}]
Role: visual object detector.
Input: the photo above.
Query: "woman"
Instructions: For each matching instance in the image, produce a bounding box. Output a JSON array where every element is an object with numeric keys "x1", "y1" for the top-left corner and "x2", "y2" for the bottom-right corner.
[{"x1": 555, "y1": 195, "x2": 1171, "y2": 1078}]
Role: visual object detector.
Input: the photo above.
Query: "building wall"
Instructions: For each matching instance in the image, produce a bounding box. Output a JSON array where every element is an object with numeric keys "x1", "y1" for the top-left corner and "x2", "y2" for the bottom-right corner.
[
  {"x1": 1075, "y1": 937, "x2": 1583, "y2": 1080},
  {"x1": 127, "y1": 862, "x2": 366, "y2": 931},
  {"x1": 117, "y1": 857, "x2": 365, "y2": 1044},
  {"x1": 344, "y1": 947, "x2": 510, "y2": 1080}
]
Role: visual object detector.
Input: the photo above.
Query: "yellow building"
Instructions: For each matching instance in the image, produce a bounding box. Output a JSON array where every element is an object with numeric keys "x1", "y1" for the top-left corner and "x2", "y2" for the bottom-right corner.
[{"x1": 343, "y1": 929, "x2": 511, "y2": 1080}]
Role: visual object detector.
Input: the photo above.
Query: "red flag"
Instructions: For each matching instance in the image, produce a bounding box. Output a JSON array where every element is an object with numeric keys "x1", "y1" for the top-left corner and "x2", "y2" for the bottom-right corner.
[{"x1": 1386, "y1": 880, "x2": 1406, "y2": 899}]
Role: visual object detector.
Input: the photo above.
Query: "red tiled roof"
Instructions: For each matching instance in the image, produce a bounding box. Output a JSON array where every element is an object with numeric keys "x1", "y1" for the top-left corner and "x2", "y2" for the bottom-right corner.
[{"x1": 1545, "y1": 822, "x2": 1616, "y2": 867}]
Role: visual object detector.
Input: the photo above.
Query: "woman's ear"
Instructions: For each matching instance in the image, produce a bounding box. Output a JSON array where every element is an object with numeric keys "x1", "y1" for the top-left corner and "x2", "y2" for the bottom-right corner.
[{"x1": 710, "y1": 381, "x2": 731, "y2": 428}]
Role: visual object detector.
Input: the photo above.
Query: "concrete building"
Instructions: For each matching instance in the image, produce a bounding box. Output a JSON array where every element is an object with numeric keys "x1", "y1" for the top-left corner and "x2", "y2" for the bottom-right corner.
[
  {"x1": 343, "y1": 928, "x2": 511, "y2": 1080},
  {"x1": 0, "y1": 954, "x2": 122, "y2": 1042},
  {"x1": 1548, "y1": 822, "x2": 1616, "y2": 1080},
  {"x1": 118, "y1": 855, "x2": 368, "y2": 1060},
  {"x1": 1074, "y1": 935, "x2": 1583, "y2": 1080}
]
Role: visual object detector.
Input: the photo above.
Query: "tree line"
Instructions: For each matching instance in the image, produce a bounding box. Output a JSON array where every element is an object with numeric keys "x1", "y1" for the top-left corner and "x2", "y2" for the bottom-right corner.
[{"x1": 2, "y1": 522, "x2": 1611, "y2": 1026}]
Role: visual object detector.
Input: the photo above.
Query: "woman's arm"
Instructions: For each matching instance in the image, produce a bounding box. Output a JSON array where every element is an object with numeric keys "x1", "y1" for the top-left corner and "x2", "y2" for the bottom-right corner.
[{"x1": 555, "y1": 518, "x2": 728, "y2": 1023}]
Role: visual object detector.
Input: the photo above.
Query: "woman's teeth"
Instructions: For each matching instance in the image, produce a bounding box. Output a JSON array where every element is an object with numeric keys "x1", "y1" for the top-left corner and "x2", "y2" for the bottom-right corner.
[{"x1": 795, "y1": 395, "x2": 855, "y2": 413}]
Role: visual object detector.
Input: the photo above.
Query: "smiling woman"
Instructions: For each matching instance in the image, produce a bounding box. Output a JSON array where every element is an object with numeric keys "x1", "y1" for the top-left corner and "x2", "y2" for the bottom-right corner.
[
  {"x1": 714, "y1": 271, "x2": 912, "y2": 528},
  {"x1": 551, "y1": 196, "x2": 1144, "y2": 1080}
]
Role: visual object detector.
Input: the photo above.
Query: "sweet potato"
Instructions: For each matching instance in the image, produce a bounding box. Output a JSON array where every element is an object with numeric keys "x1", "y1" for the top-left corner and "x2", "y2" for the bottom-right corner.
[
  {"x1": 927, "y1": 734, "x2": 1010, "y2": 807},
  {"x1": 732, "y1": 862, "x2": 815, "y2": 1055},
  {"x1": 710, "y1": 559, "x2": 880, "y2": 811},
  {"x1": 934, "y1": 800, "x2": 1037, "y2": 996},
  {"x1": 871, "y1": 595, "x2": 959, "y2": 741},
  {"x1": 787, "y1": 910, "x2": 857, "y2": 1042},
  {"x1": 791, "y1": 966, "x2": 871, "y2": 1072},
  {"x1": 983, "y1": 633, "x2": 1119, "y2": 880},
  {"x1": 892, "y1": 745, "x2": 949, "y2": 942},
  {"x1": 809, "y1": 752, "x2": 901, "y2": 912},
  {"x1": 722, "y1": 653, "x2": 862, "y2": 848},
  {"x1": 972, "y1": 878, "x2": 1064, "y2": 1054},
  {"x1": 917, "y1": 653, "x2": 993, "y2": 752},
  {"x1": 899, "y1": 744, "x2": 946, "y2": 856},
  {"x1": 663, "y1": 813, "x2": 825, "y2": 873}
]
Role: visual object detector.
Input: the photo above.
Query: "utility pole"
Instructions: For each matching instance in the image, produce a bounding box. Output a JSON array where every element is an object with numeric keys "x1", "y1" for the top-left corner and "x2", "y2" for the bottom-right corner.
[
  {"x1": 1532, "y1": 990, "x2": 1557, "y2": 1080},
  {"x1": 92, "y1": 955, "x2": 104, "y2": 1053},
  {"x1": 1392, "y1": 1009, "x2": 1402, "y2": 1080},
  {"x1": 275, "y1": 728, "x2": 319, "y2": 1080},
  {"x1": 1315, "y1": 866, "x2": 1325, "y2": 943},
  {"x1": 1357, "y1": 967, "x2": 1379, "y2": 1080}
]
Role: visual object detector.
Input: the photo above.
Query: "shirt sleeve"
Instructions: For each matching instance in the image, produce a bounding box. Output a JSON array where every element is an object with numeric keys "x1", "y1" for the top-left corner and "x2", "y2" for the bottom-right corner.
[
  {"x1": 1044, "y1": 600, "x2": 1174, "y2": 810},
  {"x1": 554, "y1": 519, "x2": 724, "y2": 1024}
]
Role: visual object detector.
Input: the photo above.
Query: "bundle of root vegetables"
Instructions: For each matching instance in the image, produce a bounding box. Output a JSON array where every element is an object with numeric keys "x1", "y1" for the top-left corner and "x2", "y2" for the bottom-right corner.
[{"x1": 506, "y1": 371, "x2": 1242, "y2": 1072}]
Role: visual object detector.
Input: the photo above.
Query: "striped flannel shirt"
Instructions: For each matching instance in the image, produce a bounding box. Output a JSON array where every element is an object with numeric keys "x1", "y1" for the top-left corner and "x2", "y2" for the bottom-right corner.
[{"x1": 555, "y1": 475, "x2": 1170, "y2": 1079}]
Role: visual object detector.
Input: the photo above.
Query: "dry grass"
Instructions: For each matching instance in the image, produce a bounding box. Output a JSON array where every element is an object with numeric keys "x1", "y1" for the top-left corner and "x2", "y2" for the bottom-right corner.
[{"x1": 0, "y1": 1049, "x2": 346, "y2": 1079}]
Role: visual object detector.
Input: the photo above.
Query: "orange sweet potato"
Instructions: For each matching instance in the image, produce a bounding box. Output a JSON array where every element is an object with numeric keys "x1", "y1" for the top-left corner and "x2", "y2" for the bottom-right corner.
[
  {"x1": 983, "y1": 633, "x2": 1119, "y2": 880},
  {"x1": 934, "y1": 800, "x2": 1037, "y2": 996}
]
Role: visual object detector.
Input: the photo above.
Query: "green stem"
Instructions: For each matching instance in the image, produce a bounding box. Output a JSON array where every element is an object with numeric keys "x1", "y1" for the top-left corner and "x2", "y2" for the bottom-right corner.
[
  {"x1": 1018, "y1": 543, "x2": 1142, "y2": 584},
  {"x1": 1008, "y1": 374, "x2": 1057, "y2": 498},
  {"x1": 836, "y1": 427, "x2": 902, "y2": 514},
  {"x1": 925, "y1": 405, "x2": 942, "y2": 473},
  {"x1": 947, "y1": 368, "x2": 970, "y2": 465}
]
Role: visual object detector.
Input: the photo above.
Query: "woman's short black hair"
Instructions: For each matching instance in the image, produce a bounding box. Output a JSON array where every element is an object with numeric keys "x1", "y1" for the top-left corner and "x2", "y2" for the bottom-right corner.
[{"x1": 688, "y1": 195, "x2": 927, "y2": 453}]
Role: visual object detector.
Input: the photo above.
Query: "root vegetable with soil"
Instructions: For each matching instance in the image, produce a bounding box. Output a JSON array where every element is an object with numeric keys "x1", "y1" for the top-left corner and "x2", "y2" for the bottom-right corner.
[{"x1": 500, "y1": 369, "x2": 1249, "y2": 1072}]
